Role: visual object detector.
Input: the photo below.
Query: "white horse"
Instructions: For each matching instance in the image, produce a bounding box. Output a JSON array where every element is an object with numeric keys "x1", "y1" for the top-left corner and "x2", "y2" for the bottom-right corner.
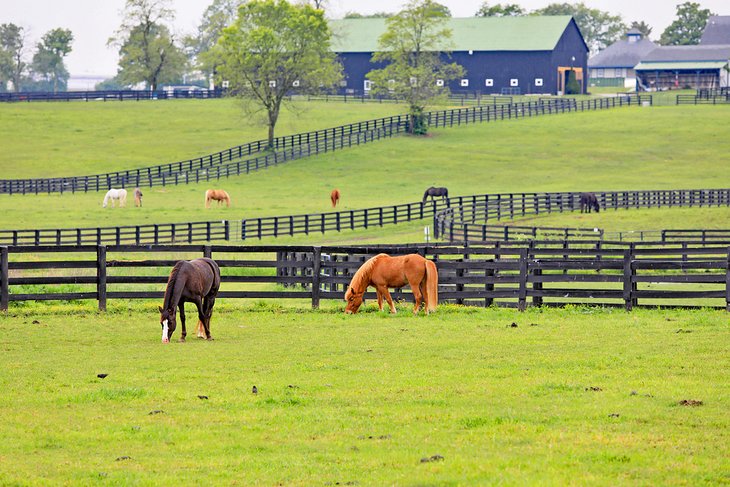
[{"x1": 103, "y1": 188, "x2": 128, "y2": 208}]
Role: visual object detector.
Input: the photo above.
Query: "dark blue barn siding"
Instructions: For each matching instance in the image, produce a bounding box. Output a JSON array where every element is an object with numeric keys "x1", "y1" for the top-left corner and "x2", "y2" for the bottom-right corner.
[{"x1": 551, "y1": 19, "x2": 589, "y2": 94}]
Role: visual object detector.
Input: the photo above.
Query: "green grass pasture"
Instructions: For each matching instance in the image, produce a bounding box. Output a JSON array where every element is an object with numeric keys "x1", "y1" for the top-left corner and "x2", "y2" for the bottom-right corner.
[
  {"x1": 1, "y1": 105, "x2": 729, "y2": 235},
  {"x1": 0, "y1": 304, "x2": 727, "y2": 485}
]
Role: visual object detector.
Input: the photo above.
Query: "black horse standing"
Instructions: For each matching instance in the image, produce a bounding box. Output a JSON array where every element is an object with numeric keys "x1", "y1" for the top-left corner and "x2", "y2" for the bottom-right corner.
[
  {"x1": 159, "y1": 258, "x2": 221, "y2": 343},
  {"x1": 580, "y1": 192, "x2": 600, "y2": 213},
  {"x1": 422, "y1": 186, "x2": 449, "y2": 203}
]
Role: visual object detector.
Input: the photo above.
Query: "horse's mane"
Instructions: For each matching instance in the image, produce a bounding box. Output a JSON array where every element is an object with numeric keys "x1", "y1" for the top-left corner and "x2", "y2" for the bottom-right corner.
[
  {"x1": 163, "y1": 261, "x2": 184, "y2": 310},
  {"x1": 347, "y1": 254, "x2": 385, "y2": 294}
]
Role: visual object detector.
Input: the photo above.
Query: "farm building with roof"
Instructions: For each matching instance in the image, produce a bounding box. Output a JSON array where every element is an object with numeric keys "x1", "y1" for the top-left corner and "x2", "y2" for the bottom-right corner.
[
  {"x1": 588, "y1": 30, "x2": 657, "y2": 88},
  {"x1": 634, "y1": 45, "x2": 730, "y2": 91},
  {"x1": 329, "y1": 16, "x2": 589, "y2": 96}
]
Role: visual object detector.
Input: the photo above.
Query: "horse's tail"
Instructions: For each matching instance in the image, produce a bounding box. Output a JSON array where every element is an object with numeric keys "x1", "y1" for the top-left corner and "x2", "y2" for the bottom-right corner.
[
  {"x1": 224, "y1": 191, "x2": 231, "y2": 207},
  {"x1": 120, "y1": 189, "x2": 127, "y2": 207},
  {"x1": 204, "y1": 190, "x2": 210, "y2": 208},
  {"x1": 423, "y1": 259, "x2": 439, "y2": 313}
]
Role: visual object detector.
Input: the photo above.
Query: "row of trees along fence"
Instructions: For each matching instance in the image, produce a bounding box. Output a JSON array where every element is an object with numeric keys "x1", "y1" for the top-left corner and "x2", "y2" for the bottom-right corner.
[
  {"x1": 2, "y1": 188, "x2": 729, "y2": 247},
  {"x1": 0, "y1": 89, "x2": 224, "y2": 103},
  {"x1": 0, "y1": 95, "x2": 650, "y2": 195},
  {"x1": 3, "y1": 243, "x2": 730, "y2": 312}
]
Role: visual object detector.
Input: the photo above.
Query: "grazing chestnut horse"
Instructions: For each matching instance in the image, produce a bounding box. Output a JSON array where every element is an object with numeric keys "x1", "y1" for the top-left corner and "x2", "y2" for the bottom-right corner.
[
  {"x1": 205, "y1": 189, "x2": 231, "y2": 208},
  {"x1": 330, "y1": 188, "x2": 340, "y2": 208},
  {"x1": 580, "y1": 192, "x2": 600, "y2": 213},
  {"x1": 102, "y1": 188, "x2": 127, "y2": 208},
  {"x1": 159, "y1": 258, "x2": 220, "y2": 343},
  {"x1": 134, "y1": 188, "x2": 143, "y2": 207},
  {"x1": 344, "y1": 253, "x2": 438, "y2": 315}
]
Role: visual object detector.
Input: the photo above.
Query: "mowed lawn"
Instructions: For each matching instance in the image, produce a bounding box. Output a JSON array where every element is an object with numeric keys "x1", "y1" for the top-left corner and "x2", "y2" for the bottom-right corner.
[{"x1": 0, "y1": 304, "x2": 727, "y2": 485}]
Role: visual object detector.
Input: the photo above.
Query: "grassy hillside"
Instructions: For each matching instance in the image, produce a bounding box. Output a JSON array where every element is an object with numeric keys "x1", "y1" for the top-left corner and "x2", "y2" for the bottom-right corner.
[{"x1": 1, "y1": 104, "x2": 729, "y2": 238}]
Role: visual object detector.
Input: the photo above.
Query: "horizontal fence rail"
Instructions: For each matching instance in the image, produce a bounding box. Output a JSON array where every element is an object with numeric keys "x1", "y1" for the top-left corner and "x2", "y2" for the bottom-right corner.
[
  {"x1": 0, "y1": 89, "x2": 224, "y2": 103},
  {"x1": 3, "y1": 243, "x2": 730, "y2": 312},
  {"x1": 0, "y1": 95, "x2": 650, "y2": 195},
  {"x1": 3, "y1": 188, "x2": 730, "y2": 247}
]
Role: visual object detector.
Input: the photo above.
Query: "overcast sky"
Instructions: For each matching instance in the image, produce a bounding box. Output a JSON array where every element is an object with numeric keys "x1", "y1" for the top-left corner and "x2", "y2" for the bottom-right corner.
[{"x1": 3, "y1": 0, "x2": 728, "y2": 78}]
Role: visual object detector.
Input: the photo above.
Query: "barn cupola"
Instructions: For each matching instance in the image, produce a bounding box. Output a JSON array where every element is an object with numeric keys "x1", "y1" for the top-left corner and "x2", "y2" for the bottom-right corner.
[{"x1": 626, "y1": 28, "x2": 643, "y2": 43}]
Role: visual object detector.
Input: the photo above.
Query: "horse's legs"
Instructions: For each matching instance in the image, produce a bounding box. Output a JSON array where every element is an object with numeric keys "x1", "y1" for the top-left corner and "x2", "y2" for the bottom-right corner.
[
  {"x1": 376, "y1": 288, "x2": 384, "y2": 311},
  {"x1": 408, "y1": 277, "x2": 424, "y2": 314},
  {"x1": 377, "y1": 285, "x2": 396, "y2": 313},
  {"x1": 201, "y1": 295, "x2": 216, "y2": 340},
  {"x1": 179, "y1": 302, "x2": 187, "y2": 342}
]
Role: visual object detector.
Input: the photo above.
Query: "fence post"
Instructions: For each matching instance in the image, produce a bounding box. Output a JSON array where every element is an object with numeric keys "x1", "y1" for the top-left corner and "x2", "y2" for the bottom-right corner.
[
  {"x1": 518, "y1": 248, "x2": 528, "y2": 311},
  {"x1": 97, "y1": 245, "x2": 107, "y2": 312},
  {"x1": 1, "y1": 246, "x2": 8, "y2": 311},
  {"x1": 726, "y1": 248, "x2": 730, "y2": 312},
  {"x1": 203, "y1": 245, "x2": 212, "y2": 259},
  {"x1": 623, "y1": 246, "x2": 634, "y2": 311},
  {"x1": 311, "y1": 246, "x2": 321, "y2": 309}
]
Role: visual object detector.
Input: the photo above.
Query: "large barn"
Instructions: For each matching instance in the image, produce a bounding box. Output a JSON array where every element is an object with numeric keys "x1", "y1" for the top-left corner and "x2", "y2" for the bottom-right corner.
[{"x1": 329, "y1": 16, "x2": 589, "y2": 96}]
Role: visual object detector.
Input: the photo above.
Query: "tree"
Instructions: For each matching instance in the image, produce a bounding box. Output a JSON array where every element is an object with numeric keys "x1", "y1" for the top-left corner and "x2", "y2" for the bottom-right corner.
[
  {"x1": 367, "y1": 0, "x2": 464, "y2": 135},
  {"x1": 31, "y1": 28, "x2": 73, "y2": 93},
  {"x1": 218, "y1": 0, "x2": 343, "y2": 147},
  {"x1": 531, "y1": 2, "x2": 627, "y2": 53},
  {"x1": 475, "y1": 2, "x2": 525, "y2": 17},
  {"x1": 659, "y1": 2, "x2": 714, "y2": 46},
  {"x1": 344, "y1": 12, "x2": 394, "y2": 18},
  {"x1": 109, "y1": 0, "x2": 187, "y2": 90},
  {"x1": 629, "y1": 20, "x2": 652, "y2": 40},
  {"x1": 0, "y1": 23, "x2": 28, "y2": 92},
  {"x1": 185, "y1": 0, "x2": 244, "y2": 87}
]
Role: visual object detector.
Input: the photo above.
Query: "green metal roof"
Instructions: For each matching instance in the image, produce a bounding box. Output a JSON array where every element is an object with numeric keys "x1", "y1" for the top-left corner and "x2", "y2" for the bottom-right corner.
[
  {"x1": 330, "y1": 16, "x2": 576, "y2": 53},
  {"x1": 635, "y1": 61, "x2": 729, "y2": 71}
]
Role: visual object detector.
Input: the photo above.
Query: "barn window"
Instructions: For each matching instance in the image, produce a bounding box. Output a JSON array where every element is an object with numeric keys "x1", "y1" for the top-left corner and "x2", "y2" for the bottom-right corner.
[
  {"x1": 364, "y1": 80, "x2": 372, "y2": 91},
  {"x1": 510, "y1": 78, "x2": 519, "y2": 87},
  {"x1": 594, "y1": 68, "x2": 604, "y2": 78},
  {"x1": 292, "y1": 80, "x2": 300, "y2": 87},
  {"x1": 535, "y1": 78, "x2": 543, "y2": 87},
  {"x1": 410, "y1": 77, "x2": 418, "y2": 87},
  {"x1": 485, "y1": 79, "x2": 494, "y2": 87},
  {"x1": 436, "y1": 79, "x2": 444, "y2": 87},
  {"x1": 269, "y1": 80, "x2": 276, "y2": 88},
  {"x1": 460, "y1": 79, "x2": 469, "y2": 87}
]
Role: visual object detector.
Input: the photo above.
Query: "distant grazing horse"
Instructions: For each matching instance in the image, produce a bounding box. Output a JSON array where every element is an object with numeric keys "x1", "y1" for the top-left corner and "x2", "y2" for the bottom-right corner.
[
  {"x1": 205, "y1": 189, "x2": 231, "y2": 208},
  {"x1": 580, "y1": 192, "x2": 600, "y2": 213},
  {"x1": 344, "y1": 253, "x2": 438, "y2": 315},
  {"x1": 102, "y1": 188, "x2": 127, "y2": 208},
  {"x1": 330, "y1": 188, "x2": 340, "y2": 208},
  {"x1": 159, "y1": 258, "x2": 220, "y2": 343},
  {"x1": 134, "y1": 188, "x2": 143, "y2": 207},
  {"x1": 422, "y1": 186, "x2": 449, "y2": 203}
]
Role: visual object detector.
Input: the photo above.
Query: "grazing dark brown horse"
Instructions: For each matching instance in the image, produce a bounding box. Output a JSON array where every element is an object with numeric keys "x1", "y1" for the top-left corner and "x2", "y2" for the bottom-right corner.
[
  {"x1": 205, "y1": 189, "x2": 231, "y2": 208},
  {"x1": 344, "y1": 253, "x2": 438, "y2": 315},
  {"x1": 422, "y1": 186, "x2": 448, "y2": 203},
  {"x1": 580, "y1": 192, "x2": 600, "y2": 213},
  {"x1": 159, "y1": 258, "x2": 220, "y2": 343},
  {"x1": 331, "y1": 188, "x2": 340, "y2": 208}
]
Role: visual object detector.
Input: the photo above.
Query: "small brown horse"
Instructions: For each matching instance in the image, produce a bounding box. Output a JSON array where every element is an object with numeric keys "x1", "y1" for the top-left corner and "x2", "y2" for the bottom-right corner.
[
  {"x1": 330, "y1": 188, "x2": 340, "y2": 208},
  {"x1": 205, "y1": 189, "x2": 231, "y2": 208},
  {"x1": 159, "y1": 258, "x2": 221, "y2": 343},
  {"x1": 134, "y1": 188, "x2": 143, "y2": 207},
  {"x1": 580, "y1": 192, "x2": 600, "y2": 213},
  {"x1": 344, "y1": 253, "x2": 438, "y2": 315}
]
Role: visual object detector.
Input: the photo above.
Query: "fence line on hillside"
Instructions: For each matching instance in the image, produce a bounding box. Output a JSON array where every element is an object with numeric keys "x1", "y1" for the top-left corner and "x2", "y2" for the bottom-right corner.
[
  {"x1": 0, "y1": 95, "x2": 650, "y2": 195},
  {"x1": 2, "y1": 188, "x2": 729, "y2": 247},
  {"x1": 0, "y1": 89, "x2": 224, "y2": 103},
  {"x1": 3, "y1": 243, "x2": 730, "y2": 312}
]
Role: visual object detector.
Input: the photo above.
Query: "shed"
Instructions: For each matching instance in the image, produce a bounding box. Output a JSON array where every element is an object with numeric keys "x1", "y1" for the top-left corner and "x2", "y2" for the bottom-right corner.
[
  {"x1": 634, "y1": 45, "x2": 730, "y2": 90},
  {"x1": 329, "y1": 16, "x2": 589, "y2": 96},
  {"x1": 588, "y1": 29, "x2": 657, "y2": 88}
]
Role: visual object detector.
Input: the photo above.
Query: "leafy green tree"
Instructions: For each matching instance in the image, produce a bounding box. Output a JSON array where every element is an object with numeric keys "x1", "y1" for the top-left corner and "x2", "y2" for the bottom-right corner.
[
  {"x1": 367, "y1": 0, "x2": 464, "y2": 135},
  {"x1": 659, "y1": 2, "x2": 714, "y2": 46},
  {"x1": 218, "y1": 0, "x2": 343, "y2": 146},
  {"x1": 531, "y1": 2, "x2": 627, "y2": 53},
  {"x1": 629, "y1": 20, "x2": 652, "y2": 40},
  {"x1": 0, "y1": 23, "x2": 28, "y2": 92},
  {"x1": 184, "y1": 0, "x2": 244, "y2": 87},
  {"x1": 31, "y1": 28, "x2": 73, "y2": 93},
  {"x1": 475, "y1": 2, "x2": 525, "y2": 17},
  {"x1": 108, "y1": 0, "x2": 187, "y2": 90},
  {"x1": 344, "y1": 12, "x2": 394, "y2": 18}
]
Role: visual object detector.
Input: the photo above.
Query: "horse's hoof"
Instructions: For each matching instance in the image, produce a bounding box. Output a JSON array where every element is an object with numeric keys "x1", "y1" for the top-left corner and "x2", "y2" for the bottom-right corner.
[
  {"x1": 179, "y1": 338, "x2": 186, "y2": 343},
  {"x1": 207, "y1": 337, "x2": 214, "y2": 341}
]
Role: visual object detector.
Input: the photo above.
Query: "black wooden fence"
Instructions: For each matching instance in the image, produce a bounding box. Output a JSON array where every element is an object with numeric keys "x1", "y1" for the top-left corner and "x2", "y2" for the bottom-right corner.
[
  {"x1": 3, "y1": 243, "x2": 730, "y2": 312},
  {"x1": 3, "y1": 188, "x2": 729, "y2": 246},
  {"x1": 0, "y1": 89, "x2": 224, "y2": 103},
  {"x1": 0, "y1": 95, "x2": 650, "y2": 195}
]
